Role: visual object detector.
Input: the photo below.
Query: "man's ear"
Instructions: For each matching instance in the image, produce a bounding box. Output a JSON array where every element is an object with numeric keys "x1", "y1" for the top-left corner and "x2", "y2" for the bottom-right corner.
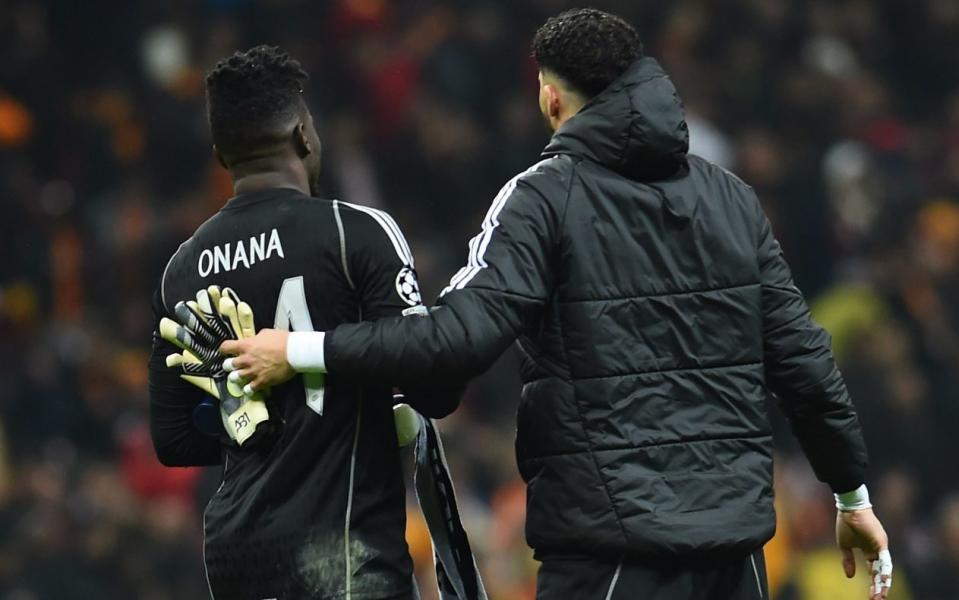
[
  {"x1": 213, "y1": 145, "x2": 228, "y2": 169},
  {"x1": 544, "y1": 83, "x2": 562, "y2": 122},
  {"x1": 292, "y1": 122, "x2": 312, "y2": 158}
]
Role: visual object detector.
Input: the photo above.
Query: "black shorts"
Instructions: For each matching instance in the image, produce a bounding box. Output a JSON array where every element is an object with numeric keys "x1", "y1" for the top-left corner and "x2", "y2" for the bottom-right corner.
[{"x1": 536, "y1": 549, "x2": 768, "y2": 600}]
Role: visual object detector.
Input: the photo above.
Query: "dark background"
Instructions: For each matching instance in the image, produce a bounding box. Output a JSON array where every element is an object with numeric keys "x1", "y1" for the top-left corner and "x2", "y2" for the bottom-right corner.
[{"x1": 1, "y1": 1, "x2": 958, "y2": 598}]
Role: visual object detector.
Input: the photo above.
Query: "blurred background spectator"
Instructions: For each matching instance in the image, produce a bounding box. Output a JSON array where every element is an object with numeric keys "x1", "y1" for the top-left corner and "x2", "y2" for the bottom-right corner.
[{"x1": 1, "y1": 1, "x2": 958, "y2": 598}]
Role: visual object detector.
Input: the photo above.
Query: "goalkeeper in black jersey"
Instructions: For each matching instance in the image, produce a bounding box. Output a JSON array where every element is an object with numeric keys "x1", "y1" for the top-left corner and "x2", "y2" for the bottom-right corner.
[{"x1": 148, "y1": 45, "x2": 459, "y2": 600}]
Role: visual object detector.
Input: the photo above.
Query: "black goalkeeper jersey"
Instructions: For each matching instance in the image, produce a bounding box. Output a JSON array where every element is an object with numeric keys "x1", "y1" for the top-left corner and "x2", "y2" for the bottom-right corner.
[{"x1": 147, "y1": 188, "x2": 458, "y2": 600}]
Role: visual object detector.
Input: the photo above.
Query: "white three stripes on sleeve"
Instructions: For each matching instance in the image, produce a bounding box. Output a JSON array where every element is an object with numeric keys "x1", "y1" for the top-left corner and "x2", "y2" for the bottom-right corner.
[
  {"x1": 340, "y1": 201, "x2": 415, "y2": 267},
  {"x1": 441, "y1": 159, "x2": 552, "y2": 296},
  {"x1": 442, "y1": 178, "x2": 516, "y2": 294}
]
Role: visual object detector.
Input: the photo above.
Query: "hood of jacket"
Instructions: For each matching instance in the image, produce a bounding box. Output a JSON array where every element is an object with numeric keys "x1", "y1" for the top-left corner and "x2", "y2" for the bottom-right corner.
[{"x1": 542, "y1": 57, "x2": 689, "y2": 180}]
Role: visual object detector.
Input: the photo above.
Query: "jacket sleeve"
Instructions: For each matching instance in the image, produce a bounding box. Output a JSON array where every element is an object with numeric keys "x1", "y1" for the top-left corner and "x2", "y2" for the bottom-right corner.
[
  {"x1": 326, "y1": 170, "x2": 562, "y2": 388},
  {"x1": 756, "y1": 199, "x2": 868, "y2": 492},
  {"x1": 338, "y1": 203, "x2": 463, "y2": 417},
  {"x1": 148, "y1": 287, "x2": 222, "y2": 467}
]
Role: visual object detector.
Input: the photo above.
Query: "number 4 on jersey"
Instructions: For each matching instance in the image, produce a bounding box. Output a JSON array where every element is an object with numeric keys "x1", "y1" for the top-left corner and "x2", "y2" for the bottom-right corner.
[{"x1": 274, "y1": 276, "x2": 325, "y2": 415}]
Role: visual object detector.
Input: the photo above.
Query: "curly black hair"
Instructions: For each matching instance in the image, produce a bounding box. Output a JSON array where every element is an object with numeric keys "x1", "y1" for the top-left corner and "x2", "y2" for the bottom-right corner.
[
  {"x1": 205, "y1": 45, "x2": 309, "y2": 158},
  {"x1": 532, "y1": 8, "x2": 643, "y2": 98}
]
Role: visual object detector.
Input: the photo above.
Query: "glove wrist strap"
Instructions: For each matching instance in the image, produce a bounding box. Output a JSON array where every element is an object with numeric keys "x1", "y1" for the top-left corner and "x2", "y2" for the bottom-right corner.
[{"x1": 227, "y1": 399, "x2": 271, "y2": 445}]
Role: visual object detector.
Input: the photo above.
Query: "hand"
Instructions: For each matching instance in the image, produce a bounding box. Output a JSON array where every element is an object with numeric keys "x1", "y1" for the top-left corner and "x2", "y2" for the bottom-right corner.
[
  {"x1": 836, "y1": 507, "x2": 892, "y2": 599},
  {"x1": 160, "y1": 285, "x2": 276, "y2": 447},
  {"x1": 221, "y1": 328, "x2": 295, "y2": 393}
]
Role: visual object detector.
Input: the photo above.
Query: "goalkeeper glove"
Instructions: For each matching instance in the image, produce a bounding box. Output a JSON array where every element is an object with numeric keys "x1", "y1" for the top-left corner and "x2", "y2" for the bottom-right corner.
[
  {"x1": 160, "y1": 285, "x2": 279, "y2": 448},
  {"x1": 393, "y1": 401, "x2": 420, "y2": 447}
]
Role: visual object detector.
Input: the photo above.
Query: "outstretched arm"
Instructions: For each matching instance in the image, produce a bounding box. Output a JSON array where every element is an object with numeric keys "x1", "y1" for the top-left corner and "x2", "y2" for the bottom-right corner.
[{"x1": 225, "y1": 166, "x2": 564, "y2": 390}]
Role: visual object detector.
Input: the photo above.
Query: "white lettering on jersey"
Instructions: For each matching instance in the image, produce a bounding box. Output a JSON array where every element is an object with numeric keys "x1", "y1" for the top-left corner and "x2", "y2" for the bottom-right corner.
[
  {"x1": 267, "y1": 227, "x2": 285, "y2": 259},
  {"x1": 250, "y1": 232, "x2": 266, "y2": 263},
  {"x1": 232, "y1": 241, "x2": 250, "y2": 270},
  {"x1": 197, "y1": 248, "x2": 213, "y2": 278},
  {"x1": 197, "y1": 228, "x2": 285, "y2": 277},
  {"x1": 213, "y1": 243, "x2": 231, "y2": 274}
]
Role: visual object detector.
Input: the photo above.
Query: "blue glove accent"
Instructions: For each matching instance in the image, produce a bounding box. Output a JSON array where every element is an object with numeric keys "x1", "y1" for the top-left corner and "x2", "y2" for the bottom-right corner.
[{"x1": 193, "y1": 398, "x2": 225, "y2": 437}]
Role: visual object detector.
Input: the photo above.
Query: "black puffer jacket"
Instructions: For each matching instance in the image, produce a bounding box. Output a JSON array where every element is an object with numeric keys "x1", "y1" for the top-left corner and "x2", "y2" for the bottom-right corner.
[{"x1": 326, "y1": 57, "x2": 868, "y2": 559}]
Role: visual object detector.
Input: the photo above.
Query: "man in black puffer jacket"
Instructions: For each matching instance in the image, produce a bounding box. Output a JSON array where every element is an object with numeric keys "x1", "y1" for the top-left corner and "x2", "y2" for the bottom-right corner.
[{"x1": 224, "y1": 9, "x2": 893, "y2": 600}]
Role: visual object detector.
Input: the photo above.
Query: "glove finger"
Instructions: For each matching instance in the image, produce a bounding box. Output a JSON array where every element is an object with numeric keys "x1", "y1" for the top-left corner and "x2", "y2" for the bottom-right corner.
[
  {"x1": 182, "y1": 360, "x2": 214, "y2": 376},
  {"x1": 206, "y1": 285, "x2": 236, "y2": 342},
  {"x1": 167, "y1": 352, "x2": 205, "y2": 372},
  {"x1": 237, "y1": 302, "x2": 256, "y2": 339},
  {"x1": 190, "y1": 298, "x2": 233, "y2": 340},
  {"x1": 218, "y1": 296, "x2": 243, "y2": 340},
  {"x1": 168, "y1": 348, "x2": 205, "y2": 368},
  {"x1": 222, "y1": 287, "x2": 241, "y2": 306},
  {"x1": 196, "y1": 289, "x2": 237, "y2": 340},
  {"x1": 186, "y1": 301, "x2": 231, "y2": 345},
  {"x1": 186, "y1": 300, "x2": 215, "y2": 331},
  {"x1": 160, "y1": 318, "x2": 217, "y2": 362},
  {"x1": 174, "y1": 301, "x2": 221, "y2": 348},
  {"x1": 209, "y1": 306, "x2": 236, "y2": 340},
  {"x1": 172, "y1": 301, "x2": 200, "y2": 329},
  {"x1": 207, "y1": 285, "x2": 222, "y2": 307},
  {"x1": 196, "y1": 288, "x2": 213, "y2": 314},
  {"x1": 159, "y1": 317, "x2": 195, "y2": 351}
]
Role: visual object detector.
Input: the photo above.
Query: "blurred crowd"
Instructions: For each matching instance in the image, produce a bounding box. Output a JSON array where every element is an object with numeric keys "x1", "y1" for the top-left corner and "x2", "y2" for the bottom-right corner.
[{"x1": 1, "y1": 0, "x2": 958, "y2": 598}]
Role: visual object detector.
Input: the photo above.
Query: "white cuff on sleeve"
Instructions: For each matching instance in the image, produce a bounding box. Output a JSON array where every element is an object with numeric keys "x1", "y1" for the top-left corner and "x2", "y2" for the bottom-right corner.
[
  {"x1": 286, "y1": 331, "x2": 327, "y2": 373},
  {"x1": 835, "y1": 484, "x2": 872, "y2": 512}
]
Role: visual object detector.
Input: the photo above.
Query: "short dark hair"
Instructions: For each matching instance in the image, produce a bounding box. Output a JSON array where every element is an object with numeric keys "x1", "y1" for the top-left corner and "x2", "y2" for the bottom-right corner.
[
  {"x1": 532, "y1": 8, "x2": 643, "y2": 98},
  {"x1": 205, "y1": 45, "x2": 309, "y2": 158}
]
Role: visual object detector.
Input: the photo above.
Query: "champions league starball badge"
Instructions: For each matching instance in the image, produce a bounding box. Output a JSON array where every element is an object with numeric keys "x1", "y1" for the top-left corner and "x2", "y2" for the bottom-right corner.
[{"x1": 395, "y1": 266, "x2": 422, "y2": 306}]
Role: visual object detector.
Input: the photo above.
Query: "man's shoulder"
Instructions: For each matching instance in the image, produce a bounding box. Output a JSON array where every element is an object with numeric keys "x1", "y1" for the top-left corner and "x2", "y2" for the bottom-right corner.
[
  {"x1": 684, "y1": 155, "x2": 764, "y2": 235},
  {"x1": 334, "y1": 200, "x2": 402, "y2": 229},
  {"x1": 687, "y1": 154, "x2": 755, "y2": 195},
  {"x1": 334, "y1": 200, "x2": 414, "y2": 267},
  {"x1": 491, "y1": 156, "x2": 575, "y2": 210},
  {"x1": 517, "y1": 155, "x2": 574, "y2": 187}
]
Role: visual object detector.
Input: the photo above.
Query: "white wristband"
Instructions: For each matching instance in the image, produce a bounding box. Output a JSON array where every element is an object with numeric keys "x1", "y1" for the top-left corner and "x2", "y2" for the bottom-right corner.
[
  {"x1": 286, "y1": 331, "x2": 327, "y2": 373},
  {"x1": 835, "y1": 484, "x2": 872, "y2": 512}
]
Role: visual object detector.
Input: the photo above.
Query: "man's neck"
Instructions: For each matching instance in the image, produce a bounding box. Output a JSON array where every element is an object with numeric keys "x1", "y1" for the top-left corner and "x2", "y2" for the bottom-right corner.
[
  {"x1": 230, "y1": 156, "x2": 311, "y2": 196},
  {"x1": 554, "y1": 97, "x2": 586, "y2": 131}
]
